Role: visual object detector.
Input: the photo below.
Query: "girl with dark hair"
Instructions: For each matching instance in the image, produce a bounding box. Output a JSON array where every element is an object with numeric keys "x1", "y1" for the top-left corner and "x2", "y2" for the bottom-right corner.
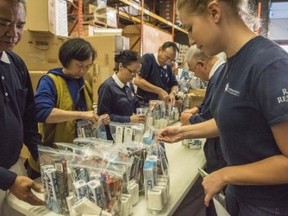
[{"x1": 97, "y1": 50, "x2": 145, "y2": 124}]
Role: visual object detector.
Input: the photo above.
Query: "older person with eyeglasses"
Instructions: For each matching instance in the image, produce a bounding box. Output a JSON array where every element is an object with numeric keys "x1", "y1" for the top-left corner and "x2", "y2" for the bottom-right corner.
[
  {"x1": 0, "y1": 0, "x2": 46, "y2": 214},
  {"x1": 134, "y1": 41, "x2": 179, "y2": 106},
  {"x1": 35, "y1": 38, "x2": 110, "y2": 147},
  {"x1": 97, "y1": 50, "x2": 145, "y2": 124}
]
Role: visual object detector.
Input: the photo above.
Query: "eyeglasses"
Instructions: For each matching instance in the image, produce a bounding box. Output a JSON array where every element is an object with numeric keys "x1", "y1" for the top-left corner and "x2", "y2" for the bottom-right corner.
[
  {"x1": 164, "y1": 55, "x2": 176, "y2": 64},
  {"x1": 162, "y1": 51, "x2": 176, "y2": 64},
  {"x1": 0, "y1": 20, "x2": 25, "y2": 29},
  {"x1": 125, "y1": 67, "x2": 139, "y2": 75}
]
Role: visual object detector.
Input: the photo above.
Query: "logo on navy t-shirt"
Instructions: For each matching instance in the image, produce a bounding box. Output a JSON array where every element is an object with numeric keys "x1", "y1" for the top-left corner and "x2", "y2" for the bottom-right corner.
[
  {"x1": 277, "y1": 88, "x2": 288, "y2": 103},
  {"x1": 225, "y1": 83, "x2": 240, "y2": 97}
]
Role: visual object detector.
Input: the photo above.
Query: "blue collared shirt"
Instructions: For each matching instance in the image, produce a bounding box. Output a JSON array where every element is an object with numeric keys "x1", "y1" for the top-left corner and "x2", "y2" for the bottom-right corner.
[{"x1": 97, "y1": 75, "x2": 140, "y2": 122}]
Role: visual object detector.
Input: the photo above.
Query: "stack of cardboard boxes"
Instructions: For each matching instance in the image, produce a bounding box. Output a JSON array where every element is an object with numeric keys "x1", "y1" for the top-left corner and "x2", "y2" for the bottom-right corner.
[
  {"x1": 14, "y1": 0, "x2": 130, "y2": 103},
  {"x1": 25, "y1": 0, "x2": 68, "y2": 36},
  {"x1": 14, "y1": 31, "x2": 130, "y2": 103}
]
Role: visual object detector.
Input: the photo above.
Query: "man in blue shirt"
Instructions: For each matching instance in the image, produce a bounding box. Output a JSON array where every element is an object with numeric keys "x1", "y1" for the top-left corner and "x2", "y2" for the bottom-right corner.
[
  {"x1": 134, "y1": 41, "x2": 179, "y2": 105},
  {"x1": 175, "y1": 46, "x2": 226, "y2": 216},
  {"x1": 181, "y1": 46, "x2": 226, "y2": 173}
]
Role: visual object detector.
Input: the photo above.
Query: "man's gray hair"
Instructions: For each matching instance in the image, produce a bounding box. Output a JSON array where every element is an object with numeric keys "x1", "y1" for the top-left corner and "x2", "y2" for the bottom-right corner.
[
  {"x1": 185, "y1": 45, "x2": 226, "y2": 63},
  {"x1": 17, "y1": 0, "x2": 26, "y2": 11},
  {"x1": 185, "y1": 45, "x2": 208, "y2": 63}
]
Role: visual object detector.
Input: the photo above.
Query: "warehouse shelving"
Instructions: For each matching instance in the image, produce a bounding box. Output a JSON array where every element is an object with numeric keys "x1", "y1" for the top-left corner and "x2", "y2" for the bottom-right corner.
[
  {"x1": 110, "y1": 0, "x2": 187, "y2": 34},
  {"x1": 68, "y1": 0, "x2": 189, "y2": 53}
]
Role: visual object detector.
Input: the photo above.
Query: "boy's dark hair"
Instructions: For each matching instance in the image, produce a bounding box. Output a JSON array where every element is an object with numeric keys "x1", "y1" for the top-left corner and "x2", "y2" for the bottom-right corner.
[
  {"x1": 114, "y1": 50, "x2": 141, "y2": 72},
  {"x1": 59, "y1": 38, "x2": 96, "y2": 68},
  {"x1": 161, "y1": 41, "x2": 179, "y2": 53}
]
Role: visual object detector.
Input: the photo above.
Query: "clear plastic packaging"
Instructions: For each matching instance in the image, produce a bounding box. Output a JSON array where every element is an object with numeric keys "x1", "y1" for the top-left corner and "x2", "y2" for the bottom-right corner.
[
  {"x1": 182, "y1": 139, "x2": 202, "y2": 149},
  {"x1": 142, "y1": 135, "x2": 170, "y2": 214},
  {"x1": 69, "y1": 163, "x2": 125, "y2": 215},
  {"x1": 38, "y1": 145, "x2": 82, "y2": 214},
  {"x1": 76, "y1": 118, "x2": 107, "y2": 140},
  {"x1": 109, "y1": 122, "x2": 145, "y2": 145}
]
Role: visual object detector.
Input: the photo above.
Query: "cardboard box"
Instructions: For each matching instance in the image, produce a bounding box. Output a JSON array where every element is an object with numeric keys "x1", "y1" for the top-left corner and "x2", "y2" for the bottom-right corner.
[
  {"x1": 13, "y1": 31, "x2": 68, "y2": 71},
  {"x1": 186, "y1": 89, "x2": 206, "y2": 108},
  {"x1": 123, "y1": 24, "x2": 172, "y2": 54},
  {"x1": 189, "y1": 88, "x2": 206, "y2": 97},
  {"x1": 69, "y1": 25, "x2": 123, "y2": 37},
  {"x1": 190, "y1": 95, "x2": 205, "y2": 108},
  {"x1": 29, "y1": 71, "x2": 47, "y2": 92},
  {"x1": 88, "y1": 27, "x2": 123, "y2": 36},
  {"x1": 15, "y1": 32, "x2": 129, "y2": 102},
  {"x1": 186, "y1": 94, "x2": 204, "y2": 108},
  {"x1": 88, "y1": 5, "x2": 118, "y2": 28},
  {"x1": 15, "y1": 30, "x2": 129, "y2": 72},
  {"x1": 25, "y1": 0, "x2": 68, "y2": 36},
  {"x1": 84, "y1": 63, "x2": 102, "y2": 103}
]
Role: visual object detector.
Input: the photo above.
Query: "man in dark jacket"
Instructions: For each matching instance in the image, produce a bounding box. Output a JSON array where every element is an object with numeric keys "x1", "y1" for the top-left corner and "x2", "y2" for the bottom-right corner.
[
  {"x1": 0, "y1": 0, "x2": 45, "y2": 214},
  {"x1": 175, "y1": 45, "x2": 227, "y2": 216}
]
